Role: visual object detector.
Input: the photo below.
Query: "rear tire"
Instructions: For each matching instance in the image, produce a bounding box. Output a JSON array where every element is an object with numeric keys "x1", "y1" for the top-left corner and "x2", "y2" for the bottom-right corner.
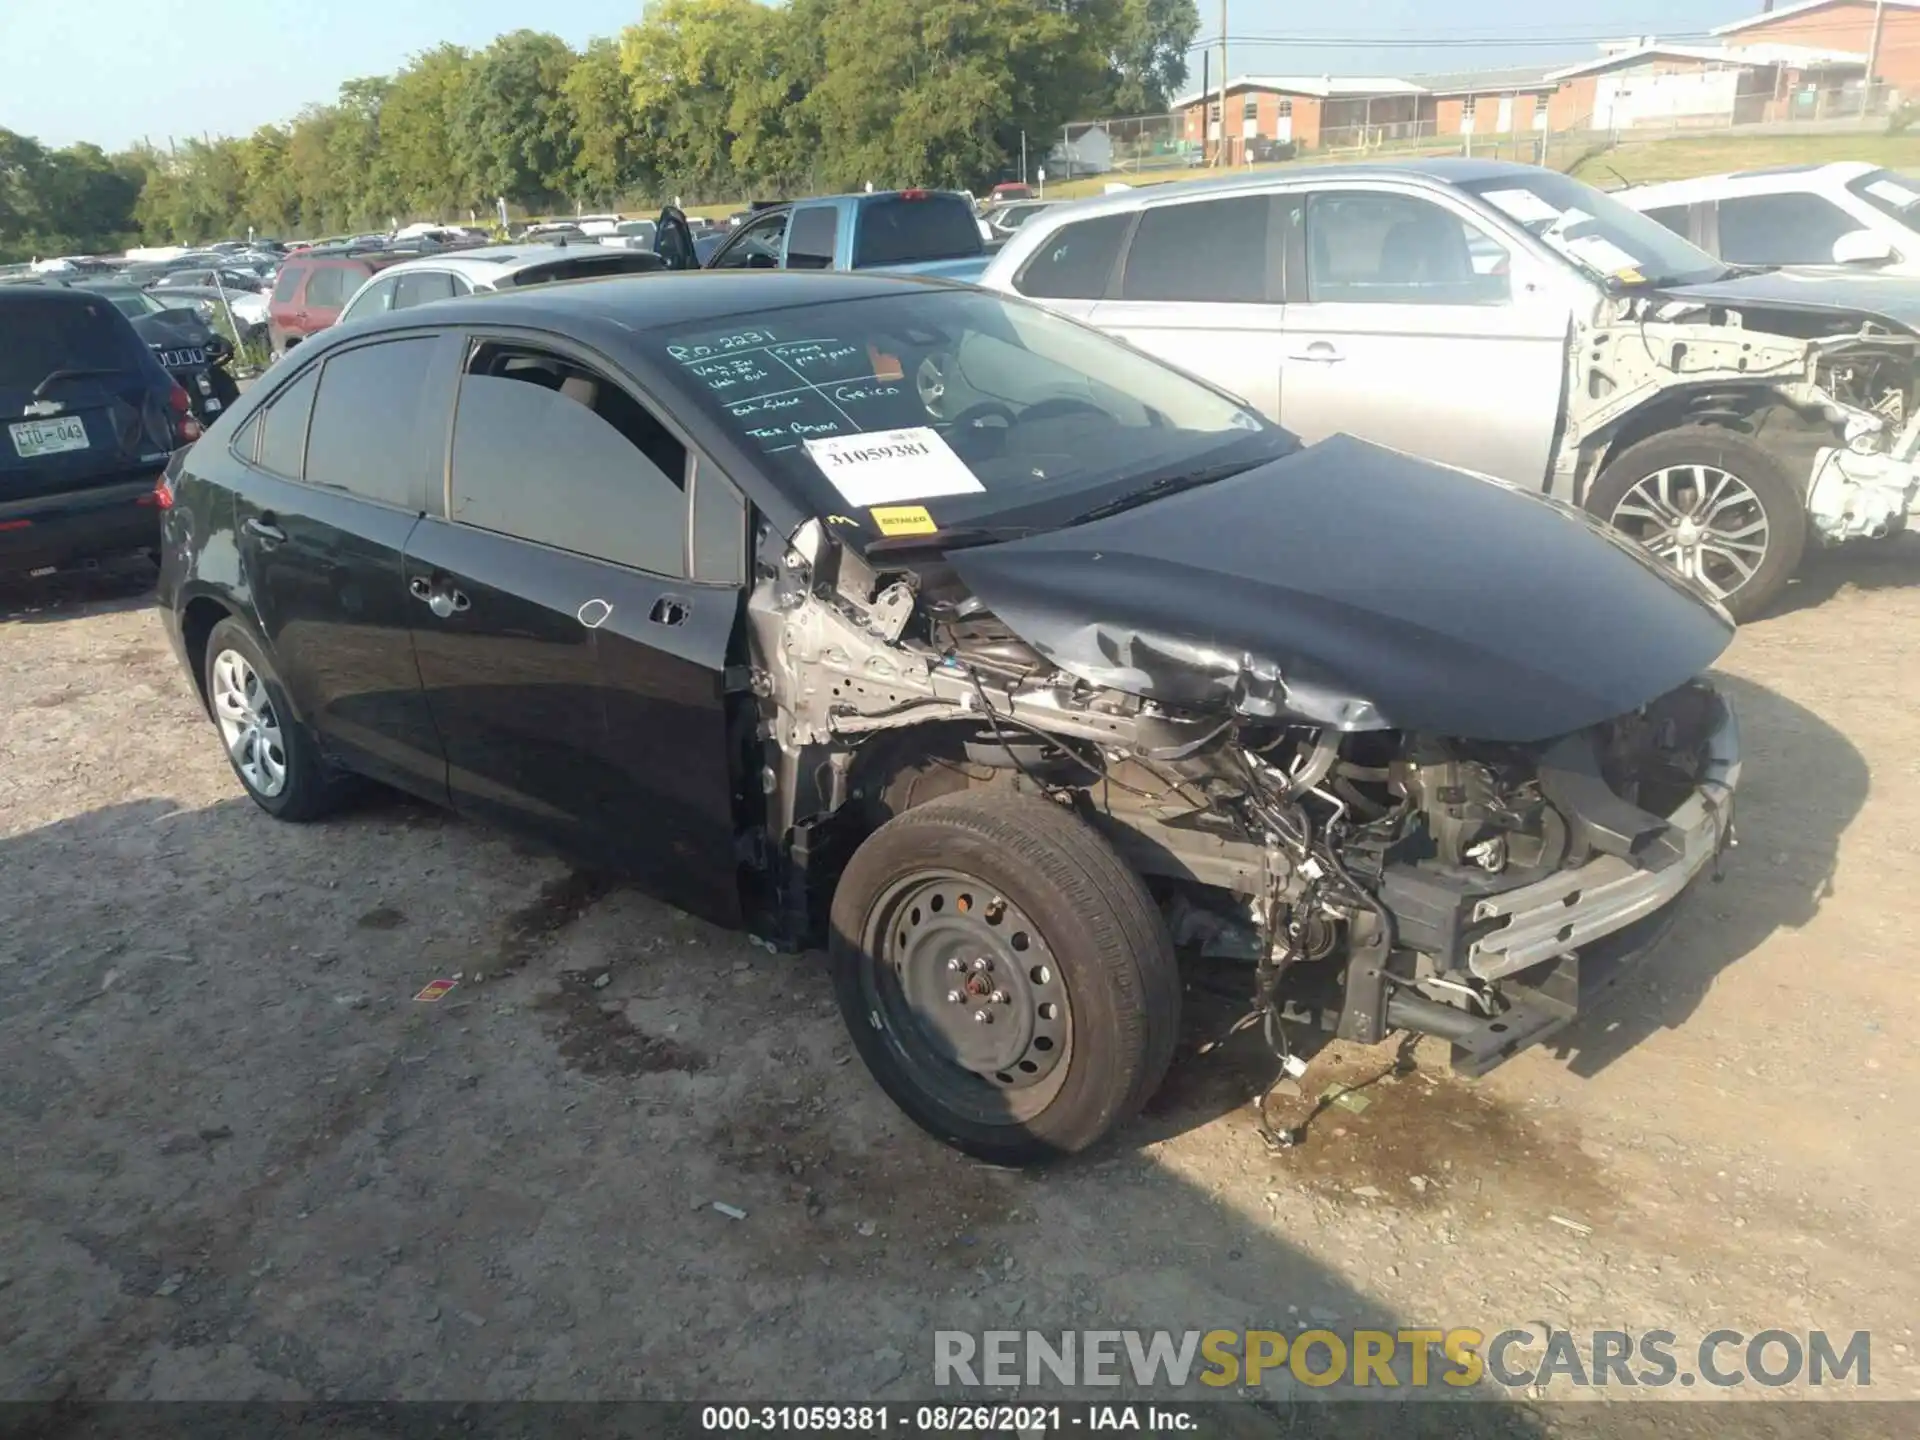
[
  {"x1": 1588, "y1": 426, "x2": 1806, "y2": 622},
  {"x1": 202, "y1": 617, "x2": 345, "y2": 822},
  {"x1": 829, "y1": 791, "x2": 1179, "y2": 1165}
]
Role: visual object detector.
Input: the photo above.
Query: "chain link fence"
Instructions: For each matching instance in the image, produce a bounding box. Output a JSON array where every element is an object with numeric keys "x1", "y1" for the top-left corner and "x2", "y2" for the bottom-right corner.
[{"x1": 1059, "y1": 79, "x2": 1910, "y2": 187}]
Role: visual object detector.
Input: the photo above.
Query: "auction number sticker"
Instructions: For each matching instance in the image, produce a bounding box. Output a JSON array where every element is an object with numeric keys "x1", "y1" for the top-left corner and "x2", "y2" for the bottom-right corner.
[{"x1": 805, "y1": 426, "x2": 985, "y2": 507}]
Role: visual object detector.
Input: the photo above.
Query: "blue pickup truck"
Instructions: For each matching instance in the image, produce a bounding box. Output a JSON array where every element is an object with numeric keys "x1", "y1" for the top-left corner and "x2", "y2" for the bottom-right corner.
[{"x1": 655, "y1": 190, "x2": 992, "y2": 281}]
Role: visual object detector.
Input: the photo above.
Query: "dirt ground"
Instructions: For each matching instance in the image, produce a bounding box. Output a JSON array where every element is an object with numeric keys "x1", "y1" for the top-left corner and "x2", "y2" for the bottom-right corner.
[{"x1": 1, "y1": 540, "x2": 1917, "y2": 1419}]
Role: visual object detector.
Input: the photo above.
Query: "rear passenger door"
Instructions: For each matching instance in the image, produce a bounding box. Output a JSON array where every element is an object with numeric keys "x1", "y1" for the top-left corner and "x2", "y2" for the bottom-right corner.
[
  {"x1": 1277, "y1": 186, "x2": 1567, "y2": 487},
  {"x1": 403, "y1": 335, "x2": 744, "y2": 919},
  {"x1": 231, "y1": 333, "x2": 458, "y2": 800},
  {"x1": 1087, "y1": 191, "x2": 1285, "y2": 417}
]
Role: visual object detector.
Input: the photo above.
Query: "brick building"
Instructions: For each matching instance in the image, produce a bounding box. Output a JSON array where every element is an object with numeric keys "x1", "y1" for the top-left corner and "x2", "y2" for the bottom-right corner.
[
  {"x1": 1717, "y1": 0, "x2": 1920, "y2": 92},
  {"x1": 1544, "y1": 40, "x2": 1868, "y2": 129},
  {"x1": 1170, "y1": 75, "x2": 1427, "y2": 157}
]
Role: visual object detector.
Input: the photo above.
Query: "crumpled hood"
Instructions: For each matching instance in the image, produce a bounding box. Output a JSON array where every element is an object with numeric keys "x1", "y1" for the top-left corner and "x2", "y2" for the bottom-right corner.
[
  {"x1": 1660, "y1": 267, "x2": 1920, "y2": 333},
  {"x1": 947, "y1": 435, "x2": 1734, "y2": 743}
]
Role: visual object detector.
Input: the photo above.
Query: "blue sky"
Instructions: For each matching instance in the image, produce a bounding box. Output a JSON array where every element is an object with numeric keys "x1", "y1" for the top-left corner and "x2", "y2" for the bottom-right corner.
[{"x1": 4, "y1": 0, "x2": 1756, "y2": 151}]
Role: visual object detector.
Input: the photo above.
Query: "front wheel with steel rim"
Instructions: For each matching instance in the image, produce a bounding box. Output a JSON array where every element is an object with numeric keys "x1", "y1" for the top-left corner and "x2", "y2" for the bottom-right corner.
[
  {"x1": 1587, "y1": 427, "x2": 1807, "y2": 623},
  {"x1": 829, "y1": 791, "x2": 1180, "y2": 1165},
  {"x1": 201, "y1": 616, "x2": 343, "y2": 821}
]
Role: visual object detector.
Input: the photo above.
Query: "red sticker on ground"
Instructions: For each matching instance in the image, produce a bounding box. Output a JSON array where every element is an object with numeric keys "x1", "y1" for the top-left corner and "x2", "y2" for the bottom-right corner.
[{"x1": 413, "y1": 978, "x2": 458, "y2": 1002}]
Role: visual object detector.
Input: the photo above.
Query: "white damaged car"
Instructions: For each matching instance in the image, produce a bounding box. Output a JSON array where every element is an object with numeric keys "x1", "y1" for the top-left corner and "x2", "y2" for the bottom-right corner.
[{"x1": 983, "y1": 159, "x2": 1920, "y2": 619}]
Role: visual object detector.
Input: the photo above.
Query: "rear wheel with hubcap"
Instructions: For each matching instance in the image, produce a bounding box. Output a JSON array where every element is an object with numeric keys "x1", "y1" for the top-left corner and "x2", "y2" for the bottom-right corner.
[
  {"x1": 202, "y1": 616, "x2": 345, "y2": 821},
  {"x1": 829, "y1": 791, "x2": 1180, "y2": 1165},
  {"x1": 1588, "y1": 427, "x2": 1806, "y2": 622}
]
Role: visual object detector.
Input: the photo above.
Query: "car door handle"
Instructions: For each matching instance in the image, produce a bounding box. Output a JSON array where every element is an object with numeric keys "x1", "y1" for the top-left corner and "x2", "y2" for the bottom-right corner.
[
  {"x1": 410, "y1": 576, "x2": 470, "y2": 619},
  {"x1": 649, "y1": 595, "x2": 691, "y2": 627},
  {"x1": 1287, "y1": 342, "x2": 1345, "y2": 364},
  {"x1": 244, "y1": 516, "x2": 287, "y2": 544}
]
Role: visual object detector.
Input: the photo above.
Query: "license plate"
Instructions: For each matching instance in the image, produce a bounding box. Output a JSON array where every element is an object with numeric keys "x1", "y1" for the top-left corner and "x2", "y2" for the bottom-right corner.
[
  {"x1": 9, "y1": 416, "x2": 88, "y2": 458},
  {"x1": 157, "y1": 348, "x2": 206, "y2": 368}
]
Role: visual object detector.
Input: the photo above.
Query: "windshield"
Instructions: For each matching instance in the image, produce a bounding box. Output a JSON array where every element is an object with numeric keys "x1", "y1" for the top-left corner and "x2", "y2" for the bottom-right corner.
[
  {"x1": 1462, "y1": 170, "x2": 1727, "y2": 286},
  {"x1": 1846, "y1": 169, "x2": 1920, "y2": 226},
  {"x1": 101, "y1": 290, "x2": 162, "y2": 318},
  {"x1": 647, "y1": 289, "x2": 1289, "y2": 539}
]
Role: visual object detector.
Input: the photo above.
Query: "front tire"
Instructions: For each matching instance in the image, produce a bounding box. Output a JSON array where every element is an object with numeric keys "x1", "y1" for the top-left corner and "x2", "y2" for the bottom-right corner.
[
  {"x1": 202, "y1": 617, "x2": 343, "y2": 822},
  {"x1": 829, "y1": 791, "x2": 1179, "y2": 1165},
  {"x1": 1588, "y1": 427, "x2": 1807, "y2": 622}
]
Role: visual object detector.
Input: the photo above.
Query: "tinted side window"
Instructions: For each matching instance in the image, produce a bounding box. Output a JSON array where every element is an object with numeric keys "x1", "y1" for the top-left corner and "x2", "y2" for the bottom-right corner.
[
  {"x1": 393, "y1": 272, "x2": 456, "y2": 309},
  {"x1": 303, "y1": 266, "x2": 350, "y2": 308},
  {"x1": 1014, "y1": 214, "x2": 1132, "y2": 300},
  {"x1": 254, "y1": 363, "x2": 320, "y2": 479},
  {"x1": 1305, "y1": 192, "x2": 1510, "y2": 305},
  {"x1": 342, "y1": 274, "x2": 398, "y2": 323},
  {"x1": 271, "y1": 264, "x2": 306, "y2": 303},
  {"x1": 787, "y1": 207, "x2": 839, "y2": 270},
  {"x1": 1715, "y1": 191, "x2": 1859, "y2": 266},
  {"x1": 304, "y1": 338, "x2": 438, "y2": 508},
  {"x1": 1641, "y1": 204, "x2": 1693, "y2": 240},
  {"x1": 449, "y1": 343, "x2": 688, "y2": 577},
  {"x1": 1122, "y1": 195, "x2": 1272, "y2": 303}
]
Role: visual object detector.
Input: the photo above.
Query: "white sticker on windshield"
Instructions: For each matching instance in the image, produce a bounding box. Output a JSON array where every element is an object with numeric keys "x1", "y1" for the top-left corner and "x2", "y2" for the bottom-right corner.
[
  {"x1": 804, "y1": 426, "x2": 986, "y2": 507},
  {"x1": 1564, "y1": 233, "x2": 1640, "y2": 274},
  {"x1": 1479, "y1": 187, "x2": 1562, "y2": 226},
  {"x1": 1867, "y1": 178, "x2": 1920, "y2": 208}
]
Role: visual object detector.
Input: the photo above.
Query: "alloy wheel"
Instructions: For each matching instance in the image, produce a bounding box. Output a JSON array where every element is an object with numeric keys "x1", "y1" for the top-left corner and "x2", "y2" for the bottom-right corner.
[
  {"x1": 1610, "y1": 464, "x2": 1771, "y2": 602},
  {"x1": 210, "y1": 648, "x2": 288, "y2": 798}
]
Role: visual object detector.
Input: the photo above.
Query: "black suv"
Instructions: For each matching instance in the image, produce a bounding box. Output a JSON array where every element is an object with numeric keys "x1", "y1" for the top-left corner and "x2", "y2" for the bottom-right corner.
[
  {"x1": 2, "y1": 285, "x2": 199, "y2": 577},
  {"x1": 157, "y1": 273, "x2": 1738, "y2": 1165}
]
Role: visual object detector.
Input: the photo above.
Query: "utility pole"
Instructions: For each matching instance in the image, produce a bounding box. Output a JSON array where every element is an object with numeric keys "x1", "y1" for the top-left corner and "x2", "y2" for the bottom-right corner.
[
  {"x1": 1217, "y1": 0, "x2": 1229, "y2": 167},
  {"x1": 1867, "y1": 0, "x2": 1888, "y2": 110}
]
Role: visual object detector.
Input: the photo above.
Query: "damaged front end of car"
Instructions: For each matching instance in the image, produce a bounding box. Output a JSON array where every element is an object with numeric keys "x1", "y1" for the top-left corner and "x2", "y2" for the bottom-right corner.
[
  {"x1": 1566, "y1": 281, "x2": 1920, "y2": 546},
  {"x1": 743, "y1": 436, "x2": 1741, "y2": 1080}
]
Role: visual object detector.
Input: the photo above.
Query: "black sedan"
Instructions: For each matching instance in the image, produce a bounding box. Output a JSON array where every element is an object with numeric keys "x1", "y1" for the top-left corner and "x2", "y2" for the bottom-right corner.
[{"x1": 156, "y1": 273, "x2": 1740, "y2": 1164}]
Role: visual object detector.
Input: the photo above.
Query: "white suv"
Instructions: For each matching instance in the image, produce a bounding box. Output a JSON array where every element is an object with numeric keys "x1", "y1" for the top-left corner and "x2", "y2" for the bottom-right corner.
[{"x1": 1618, "y1": 162, "x2": 1920, "y2": 275}]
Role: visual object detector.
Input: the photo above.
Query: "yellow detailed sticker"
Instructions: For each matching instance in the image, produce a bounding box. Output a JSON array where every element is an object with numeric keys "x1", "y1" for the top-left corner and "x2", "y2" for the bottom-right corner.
[
  {"x1": 1614, "y1": 267, "x2": 1646, "y2": 285},
  {"x1": 870, "y1": 505, "x2": 938, "y2": 537}
]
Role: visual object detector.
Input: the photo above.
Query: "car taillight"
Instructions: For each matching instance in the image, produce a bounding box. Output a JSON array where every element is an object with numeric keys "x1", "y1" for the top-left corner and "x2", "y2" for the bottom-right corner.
[
  {"x1": 139, "y1": 473, "x2": 175, "y2": 509},
  {"x1": 900, "y1": 188, "x2": 928, "y2": 200},
  {"x1": 168, "y1": 383, "x2": 203, "y2": 443}
]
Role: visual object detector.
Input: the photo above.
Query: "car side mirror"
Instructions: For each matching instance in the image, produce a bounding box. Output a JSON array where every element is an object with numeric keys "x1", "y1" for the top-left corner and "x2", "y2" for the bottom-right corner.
[{"x1": 1832, "y1": 229, "x2": 1897, "y2": 267}]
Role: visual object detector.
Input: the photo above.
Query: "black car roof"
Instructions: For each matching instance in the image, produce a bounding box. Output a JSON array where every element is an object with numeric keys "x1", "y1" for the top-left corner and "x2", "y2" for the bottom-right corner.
[
  {"x1": 340, "y1": 270, "x2": 956, "y2": 340},
  {"x1": 0, "y1": 283, "x2": 117, "y2": 308}
]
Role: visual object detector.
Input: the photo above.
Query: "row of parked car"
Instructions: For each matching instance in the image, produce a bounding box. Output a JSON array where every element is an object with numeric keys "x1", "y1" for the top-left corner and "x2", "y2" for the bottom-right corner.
[{"x1": 10, "y1": 155, "x2": 1911, "y2": 1167}]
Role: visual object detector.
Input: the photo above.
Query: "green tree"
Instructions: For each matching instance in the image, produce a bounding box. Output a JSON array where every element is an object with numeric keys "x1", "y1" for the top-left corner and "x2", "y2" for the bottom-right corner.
[
  {"x1": 804, "y1": 0, "x2": 1111, "y2": 191},
  {"x1": 381, "y1": 45, "x2": 476, "y2": 218},
  {"x1": 565, "y1": 38, "x2": 647, "y2": 206},
  {"x1": 621, "y1": 0, "x2": 777, "y2": 201},
  {"x1": 1104, "y1": 0, "x2": 1199, "y2": 115},
  {"x1": 456, "y1": 30, "x2": 579, "y2": 211}
]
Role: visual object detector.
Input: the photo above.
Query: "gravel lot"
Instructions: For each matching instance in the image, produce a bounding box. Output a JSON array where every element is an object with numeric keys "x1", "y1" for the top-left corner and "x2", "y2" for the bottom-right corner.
[{"x1": 2, "y1": 543, "x2": 1917, "y2": 1415}]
